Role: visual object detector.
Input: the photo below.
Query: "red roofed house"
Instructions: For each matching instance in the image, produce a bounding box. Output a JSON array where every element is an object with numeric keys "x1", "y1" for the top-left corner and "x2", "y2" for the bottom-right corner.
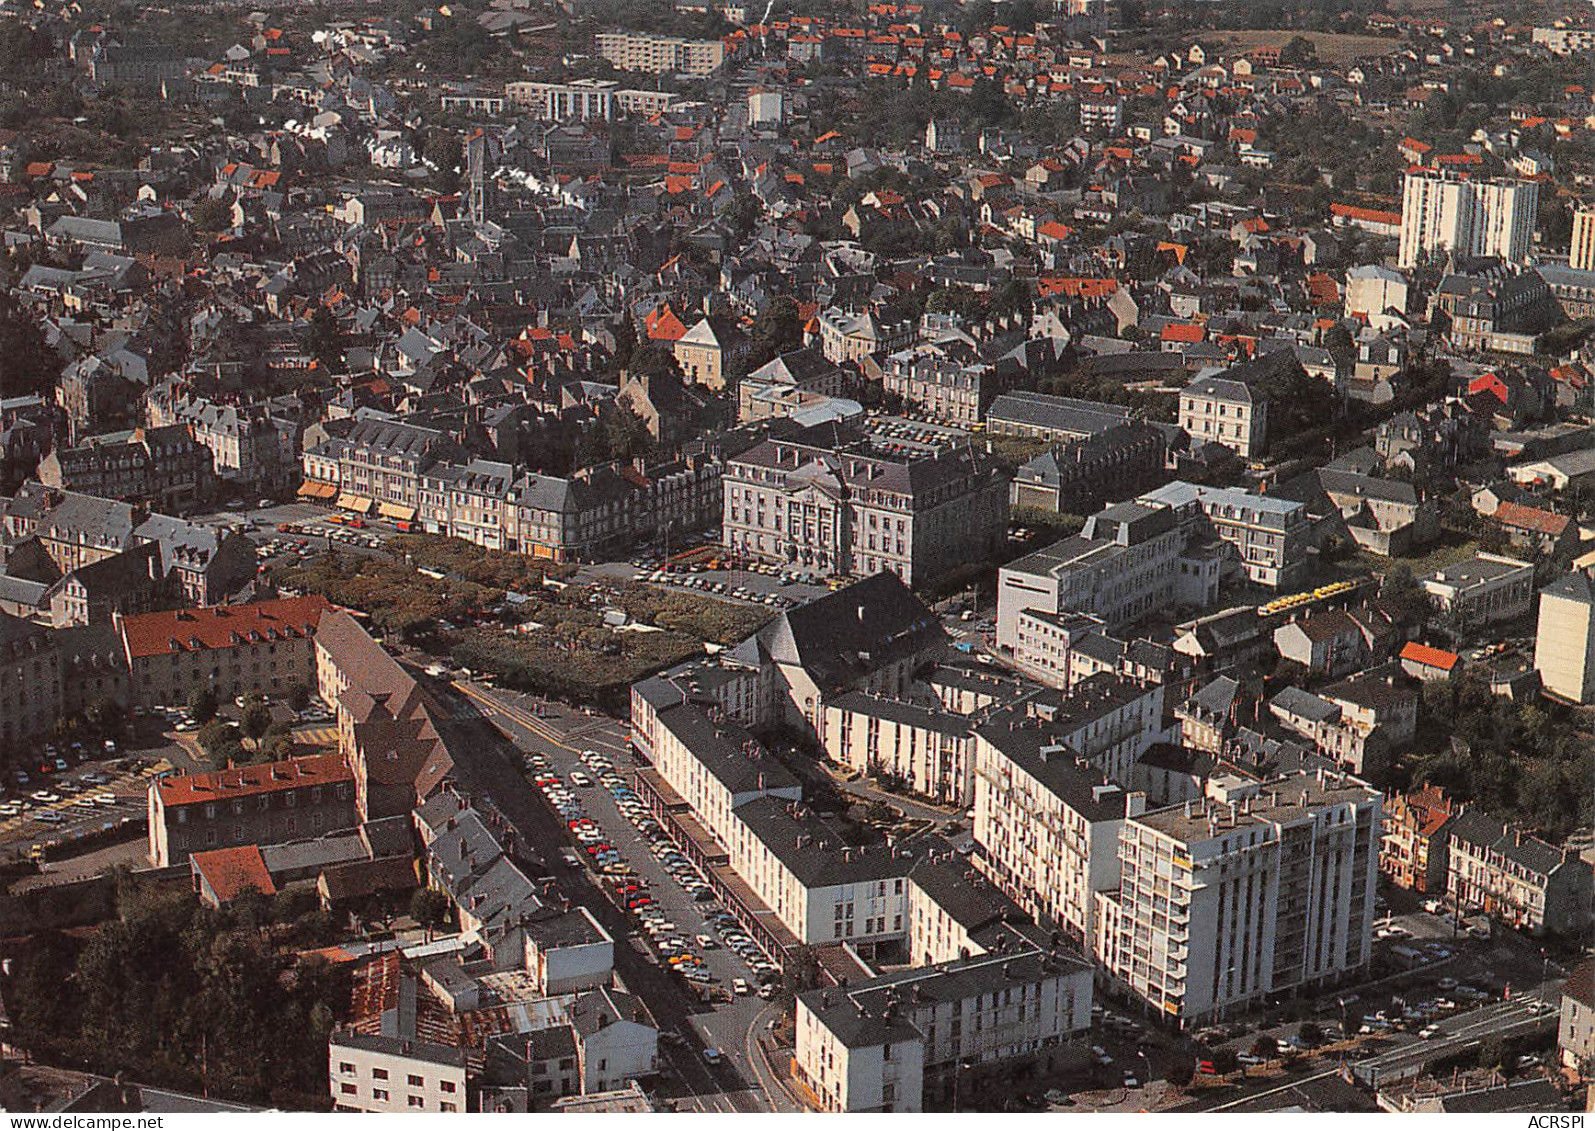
[
  {"x1": 191, "y1": 843, "x2": 278, "y2": 907},
  {"x1": 1492, "y1": 500, "x2": 1575, "y2": 555},
  {"x1": 1381, "y1": 784, "x2": 1457, "y2": 893},
  {"x1": 1399, "y1": 640, "x2": 1460, "y2": 682},
  {"x1": 643, "y1": 304, "x2": 688, "y2": 342},
  {"x1": 149, "y1": 751, "x2": 356, "y2": 866},
  {"x1": 116, "y1": 594, "x2": 329, "y2": 708}
]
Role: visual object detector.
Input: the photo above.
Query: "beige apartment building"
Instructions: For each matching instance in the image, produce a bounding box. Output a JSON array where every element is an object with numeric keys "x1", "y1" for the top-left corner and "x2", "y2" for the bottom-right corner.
[
  {"x1": 1534, "y1": 570, "x2": 1595, "y2": 704},
  {"x1": 594, "y1": 31, "x2": 725, "y2": 74},
  {"x1": 1180, "y1": 375, "x2": 1267, "y2": 457}
]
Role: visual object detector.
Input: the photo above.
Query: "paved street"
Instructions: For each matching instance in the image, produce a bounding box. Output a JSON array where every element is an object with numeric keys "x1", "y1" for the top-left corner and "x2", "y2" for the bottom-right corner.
[{"x1": 438, "y1": 679, "x2": 795, "y2": 1113}]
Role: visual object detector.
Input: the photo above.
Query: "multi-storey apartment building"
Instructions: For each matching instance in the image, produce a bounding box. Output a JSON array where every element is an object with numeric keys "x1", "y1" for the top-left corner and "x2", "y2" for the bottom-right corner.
[
  {"x1": 1381, "y1": 784, "x2": 1456, "y2": 895},
  {"x1": 997, "y1": 502, "x2": 1194, "y2": 642},
  {"x1": 1571, "y1": 204, "x2": 1595, "y2": 272},
  {"x1": 722, "y1": 424, "x2": 1007, "y2": 587},
  {"x1": 148, "y1": 387, "x2": 299, "y2": 492},
  {"x1": 1138, "y1": 480, "x2": 1311, "y2": 589},
  {"x1": 1446, "y1": 810, "x2": 1592, "y2": 937},
  {"x1": 115, "y1": 595, "x2": 328, "y2": 708},
  {"x1": 1398, "y1": 169, "x2": 1538, "y2": 269},
  {"x1": 39, "y1": 425, "x2": 212, "y2": 512},
  {"x1": 505, "y1": 79, "x2": 618, "y2": 120},
  {"x1": 330, "y1": 1033, "x2": 468, "y2": 1114},
  {"x1": 304, "y1": 420, "x2": 722, "y2": 562},
  {"x1": 147, "y1": 751, "x2": 357, "y2": 866},
  {"x1": 1093, "y1": 770, "x2": 1382, "y2": 1027},
  {"x1": 880, "y1": 344, "x2": 1012, "y2": 428},
  {"x1": 971, "y1": 696, "x2": 1149, "y2": 948},
  {"x1": 593, "y1": 31, "x2": 726, "y2": 74},
  {"x1": 794, "y1": 945, "x2": 1092, "y2": 1112},
  {"x1": 0, "y1": 612, "x2": 63, "y2": 754},
  {"x1": 821, "y1": 691, "x2": 976, "y2": 805}
]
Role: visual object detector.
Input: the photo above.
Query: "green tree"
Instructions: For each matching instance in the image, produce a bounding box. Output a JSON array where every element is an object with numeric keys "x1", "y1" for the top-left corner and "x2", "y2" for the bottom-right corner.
[
  {"x1": 189, "y1": 195, "x2": 234, "y2": 233},
  {"x1": 286, "y1": 682, "x2": 312, "y2": 713},
  {"x1": 188, "y1": 686, "x2": 219, "y2": 724},
  {"x1": 241, "y1": 695, "x2": 272, "y2": 749},
  {"x1": 0, "y1": 289, "x2": 63, "y2": 399},
  {"x1": 410, "y1": 887, "x2": 453, "y2": 935},
  {"x1": 306, "y1": 305, "x2": 342, "y2": 371}
]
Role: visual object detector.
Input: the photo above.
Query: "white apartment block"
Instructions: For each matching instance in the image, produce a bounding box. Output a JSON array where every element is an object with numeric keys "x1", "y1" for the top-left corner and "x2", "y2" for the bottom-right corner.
[
  {"x1": 822, "y1": 691, "x2": 977, "y2": 805},
  {"x1": 1535, "y1": 571, "x2": 1595, "y2": 704},
  {"x1": 794, "y1": 947, "x2": 1092, "y2": 1112},
  {"x1": 972, "y1": 700, "x2": 1149, "y2": 948},
  {"x1": 594, "y1": 31, "x2": 726, "y2": 74},
  {"x1": 1572, "y1": 204, "x2": 1595, "y2": 272},
  {"x1": 628, "y1": 687, "x2": 801, "y2": 849},
  {"x1": 1398, "y1": 169, "x2": 1538, "y2": 269},
  {"x1": 726, "y1": 796, "x2": 914, "y2": 946},
  {"x1": 330, "y1": 1033, "x2": 468, "y2": 1113},
  {"x1": 1093, "y1": 770, "x2": 1381, "y2": 1028},
  {"x1": 997, "y1": 501, "x2": 1192, "y2": 644},
  {"x1": 504, "y1": 79, "x2": 616, "y2": 120}
]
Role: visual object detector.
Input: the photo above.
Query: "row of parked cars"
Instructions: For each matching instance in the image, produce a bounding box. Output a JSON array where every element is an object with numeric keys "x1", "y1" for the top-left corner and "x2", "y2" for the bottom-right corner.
[
  {"x1": 646, "y1": 570, "x2": 794, "y2": 609},
  {"x1": 578, "y1": 749, "x2": 782, "y2": 999}
]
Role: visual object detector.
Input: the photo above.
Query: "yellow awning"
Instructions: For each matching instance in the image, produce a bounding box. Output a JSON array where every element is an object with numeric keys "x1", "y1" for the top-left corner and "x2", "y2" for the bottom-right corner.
[
  {"x1": 297, "y1": 480, "x2": 337, "y2": 500},
  {"x1": 378, "y1": 502, "x2": 416, "y2": 522},
  {"x1": 336, "y1": 493, "x2": 374, "y2": 514}
]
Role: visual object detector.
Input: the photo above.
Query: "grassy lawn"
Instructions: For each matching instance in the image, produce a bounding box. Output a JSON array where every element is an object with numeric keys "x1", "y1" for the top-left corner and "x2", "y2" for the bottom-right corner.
[
  {"x1": 278, "y1": 547, "x2": 771, "y2": 707},
  {"x1": 1321, "y1": 531, "x2": 1481, "y2": 584}
]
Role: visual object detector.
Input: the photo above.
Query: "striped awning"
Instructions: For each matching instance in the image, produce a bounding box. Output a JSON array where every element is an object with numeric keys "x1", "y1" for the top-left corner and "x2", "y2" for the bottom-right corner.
[
  {"x1": 297, "y1": 480, "x2": 337, "y2": 500},
  {"x1": 335, "y1": 493, "x2": 374, "y2": 514},
  {"x1": 378, "y1": 502, "x2": 416, "y2": 522}
]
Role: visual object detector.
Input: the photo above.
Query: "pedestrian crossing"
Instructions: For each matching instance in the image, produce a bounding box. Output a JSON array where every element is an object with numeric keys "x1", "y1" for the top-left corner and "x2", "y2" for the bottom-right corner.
[{"x1": 292, "y1": 725, "x2": 339, "y2": 746}]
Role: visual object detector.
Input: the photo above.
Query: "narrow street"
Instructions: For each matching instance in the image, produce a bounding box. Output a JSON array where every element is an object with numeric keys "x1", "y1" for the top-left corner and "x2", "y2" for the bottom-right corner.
[{"x1": 439, "y1": 681, "x2": 791, "y2": 1112}]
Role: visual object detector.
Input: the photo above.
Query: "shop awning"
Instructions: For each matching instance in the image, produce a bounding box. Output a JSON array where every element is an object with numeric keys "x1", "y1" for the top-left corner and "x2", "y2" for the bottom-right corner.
[
  {"x1": 297, "y1": 480, "x2": 337, "y2": 500},
  {"x1": 335, "y1": 493, "x2": 374, "y2": 514},
  {"x1": 377, "y1": 502, "x2": 416, "y2": 522}
]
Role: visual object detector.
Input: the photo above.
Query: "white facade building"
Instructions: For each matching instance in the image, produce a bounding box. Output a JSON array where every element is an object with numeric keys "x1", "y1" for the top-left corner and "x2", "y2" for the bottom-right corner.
[{"x1": 1398, "y1": 169, "x2": 1538, "y2": 269}]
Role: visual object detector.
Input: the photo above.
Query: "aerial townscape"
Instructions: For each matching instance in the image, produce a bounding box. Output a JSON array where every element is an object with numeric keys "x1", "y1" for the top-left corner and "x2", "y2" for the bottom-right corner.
[{"x1": 0, "y1": 0, "x2": 1593, "y2": 1119}]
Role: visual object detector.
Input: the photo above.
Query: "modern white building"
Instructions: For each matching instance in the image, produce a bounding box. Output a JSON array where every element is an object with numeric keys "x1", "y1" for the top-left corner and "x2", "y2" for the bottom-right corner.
[
  {"x1": 1398, "y1": 169, "x2": 1538, "y2": 269},
  {"x1": 1570, "y1": 204, "x2": 1595, "y2": 272},
  {"x1": 1418, "y1": 552, "x2": 1535, "y2": 627},
  {"x1": 1092, "y1": 770, "x2": 1381, "y2": 1028},
  {"x1": 504, "y1": 79, "x2": 617, "y2": 121}
]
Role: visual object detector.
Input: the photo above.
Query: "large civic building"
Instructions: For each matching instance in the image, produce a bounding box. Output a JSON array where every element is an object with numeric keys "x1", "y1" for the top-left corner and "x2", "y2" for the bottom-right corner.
[{"x1": 722, "y1": 423, "x2": 1007, "y2": 587}]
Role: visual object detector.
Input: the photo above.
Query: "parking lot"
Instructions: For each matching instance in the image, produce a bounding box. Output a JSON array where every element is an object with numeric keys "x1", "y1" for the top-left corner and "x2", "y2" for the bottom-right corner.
[{"x1": 459, "y1": 683, "x2": 793, "y2": 1111}]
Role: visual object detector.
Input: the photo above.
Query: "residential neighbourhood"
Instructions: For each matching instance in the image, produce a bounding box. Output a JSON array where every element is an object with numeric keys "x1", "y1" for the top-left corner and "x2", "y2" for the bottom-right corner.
[{"x1": 0, "y1": 0, "x2": 1591, "y2": 1119}]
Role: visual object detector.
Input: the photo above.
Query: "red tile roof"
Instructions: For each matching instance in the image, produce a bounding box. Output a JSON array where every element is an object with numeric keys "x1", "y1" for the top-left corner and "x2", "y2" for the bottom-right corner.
[
  {"x1": 119, "y1": 595, "x2": 329, "y2": 660},
  {"x1": 1493, "y1": 501, "x2": 1570, "y2": 537},
  {"x1": 1400, "y1": 641, "x2": 1459, "y2": 671},
  {"x1": 191, "y1": 844, "x2": 277, "y2": 902},
  {"x1": 156, "y1": 752, "x2": 352, "y2": 808}
]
